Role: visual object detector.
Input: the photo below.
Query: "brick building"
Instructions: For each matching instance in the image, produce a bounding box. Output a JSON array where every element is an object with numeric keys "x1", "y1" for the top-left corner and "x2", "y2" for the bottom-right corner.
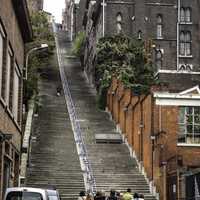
[
  {"x1": 27, "y1": 0, "x2": 44, "y2": 14},
  {"x1": 107, "y1": 79, "x2": 200, "y2": 200},
  {"x1": 0, "y1": 0, "x2": 32, "y2": 198},
  {"x1": 81, "y1": 0, "x2": 200, "y2": 90}
]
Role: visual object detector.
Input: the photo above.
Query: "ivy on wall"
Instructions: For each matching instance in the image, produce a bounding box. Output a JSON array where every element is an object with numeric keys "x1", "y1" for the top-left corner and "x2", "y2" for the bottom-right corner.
[
  {"x1": 24, "y1": 11, "x2": 55, "y2": 109},
  {"x1": 95, "y1": 34, "x2": 156, "y2": 109}
]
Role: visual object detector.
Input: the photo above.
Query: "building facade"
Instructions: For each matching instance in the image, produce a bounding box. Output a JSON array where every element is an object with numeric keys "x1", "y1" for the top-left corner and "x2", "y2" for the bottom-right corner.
[
  {"x1": 107, "y1": 79, "x2": 200, "y2": 200},
  {"x1": 62, "y1": 0, "x2": 88, "y2": 41},
  {"x1": 0, "y1": 0, "x2": 32, "y2": 198},
  {"x1": 81, "y1": 0, "x2": 200, "y2": 91},
  {"x1": 27, "y1": 0, "x2": 44, "y2": 14}
]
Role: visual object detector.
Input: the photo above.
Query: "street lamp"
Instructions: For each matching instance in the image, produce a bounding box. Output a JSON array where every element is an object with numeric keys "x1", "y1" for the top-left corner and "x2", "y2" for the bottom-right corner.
[{"x1": 24, "y1": 43, "x2": 48, "y2": 80}]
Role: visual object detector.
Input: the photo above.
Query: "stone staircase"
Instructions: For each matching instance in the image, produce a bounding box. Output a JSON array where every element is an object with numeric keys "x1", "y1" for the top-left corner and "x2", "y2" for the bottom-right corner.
[
  {"x1": 57, "y1": 31, "x2": 157, "y2": 200},
  {"x1": 26, "y1": 63, "x2": 85, "y2": 200}
]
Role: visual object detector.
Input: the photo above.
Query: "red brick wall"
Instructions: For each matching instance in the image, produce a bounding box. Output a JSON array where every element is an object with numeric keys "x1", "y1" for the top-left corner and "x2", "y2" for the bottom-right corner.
[
  {"x1": 107, "y1": 80, "x2": 200, "y2": 200},
  {"x1": 178, "y1": 147, "x2": 200, "y2": 167}
]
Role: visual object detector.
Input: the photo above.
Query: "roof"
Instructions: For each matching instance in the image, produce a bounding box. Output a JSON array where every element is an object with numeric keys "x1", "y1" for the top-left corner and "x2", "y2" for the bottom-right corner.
[{"x1": 12, "y1": 0, "x2": 32, "y2": 42}]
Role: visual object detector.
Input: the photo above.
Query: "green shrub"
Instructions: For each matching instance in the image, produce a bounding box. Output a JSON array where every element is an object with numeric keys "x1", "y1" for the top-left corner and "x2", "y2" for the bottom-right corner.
[
  {"x1": 71, "y1": 31, "x2": 86, "y2": 57},
  {"x1": 24, "y1": 11, "x2": 55, "y2": 107},
  {"x1": 95, "y1": 34, "x2": 156, "y2": 109}
]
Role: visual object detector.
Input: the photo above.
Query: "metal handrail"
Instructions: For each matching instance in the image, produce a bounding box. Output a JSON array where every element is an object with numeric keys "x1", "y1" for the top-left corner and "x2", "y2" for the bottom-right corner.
[{"x1": 54, "y1": 28, "x2": 97, "y2": 194}]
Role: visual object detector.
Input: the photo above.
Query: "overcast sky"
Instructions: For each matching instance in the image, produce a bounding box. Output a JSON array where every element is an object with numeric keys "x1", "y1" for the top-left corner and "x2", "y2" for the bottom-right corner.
[{"x1": 43, "y1": 0, "x2": 65, "y2": 23}]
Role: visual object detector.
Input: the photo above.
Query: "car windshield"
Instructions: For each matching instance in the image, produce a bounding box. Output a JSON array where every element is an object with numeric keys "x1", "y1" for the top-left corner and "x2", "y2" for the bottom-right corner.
[
  {"x1": 6, "y1": 191, "x2": 43, "y2": 200},
  {"x1": 48, "y1": 196, "x2": 59, "y2": 200}
]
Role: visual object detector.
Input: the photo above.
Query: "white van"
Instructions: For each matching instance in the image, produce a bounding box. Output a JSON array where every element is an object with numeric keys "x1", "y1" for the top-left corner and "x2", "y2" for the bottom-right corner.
[{"x1": 4, "y1": 187, "x2": 61, "y2": 200}]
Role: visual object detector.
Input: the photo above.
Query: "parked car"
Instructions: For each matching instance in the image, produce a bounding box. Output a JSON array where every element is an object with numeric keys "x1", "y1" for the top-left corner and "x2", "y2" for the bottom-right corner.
[{"x1": 4, "y1": 187, "x2": 61, "y2": 200}]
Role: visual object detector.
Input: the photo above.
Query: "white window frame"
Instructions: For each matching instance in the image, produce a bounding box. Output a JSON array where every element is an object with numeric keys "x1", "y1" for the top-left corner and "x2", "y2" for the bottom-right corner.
[
  {"x1": 5, "y1": 46, "x2": 13, "y2": 106},
  {"x1": 0, "y1": 32, "x2": 3, "y2": 97},
  {"x1": 178, "y1": 107, "x2": 200, "y2": 144},
  {"x1": 116, "y1": 13, "x2": 122, "y2": 34},
  {"x1": 0, "y1": 23, "x2": 5, "y2": 100},
  {"x1": 185, "y1": 8, "x2": 191, "y2": 23},
  {"x1": 156, "y1": 15, "x2": 163, "y2": 39},
  {"x1": 179, "y1": 31, "x2": 192, "y2": 56},
  {"x1": 12, "y1": 63, "x2": 20, "y2": 122},
  {"x1": 155, "y1": 49, "x2": 162, "y2": 70}
]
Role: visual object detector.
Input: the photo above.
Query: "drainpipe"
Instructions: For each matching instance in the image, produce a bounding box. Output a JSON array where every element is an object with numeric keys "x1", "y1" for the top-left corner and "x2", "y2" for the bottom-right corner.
[
  {"x1": 102, "y1": 0, "x2": 105, "y2": 37},
  {"x1": 132, "y1": 96, "x2": 140, "y2": 148},
  {"x1": 140, "y1": 94, "x2": 149, "y2": 162},
  {"x1": 70, "y1": 2, "x2": 74, "y2": 41},
  {"x1": 151, "y1": 94, "x2": 155, "y2": 185},
  {"x1": 177, "y1": 0, "x2": 180, "y2": 70}
]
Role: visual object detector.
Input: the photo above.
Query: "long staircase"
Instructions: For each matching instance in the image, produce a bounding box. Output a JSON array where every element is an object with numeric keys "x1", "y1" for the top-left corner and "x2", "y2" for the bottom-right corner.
[
  {"x1": 26, "y1": 59, "x2": 85, "y2": 200},
  {"x1": 57, "y1": 31, "x2": 157, "y2": 200}
]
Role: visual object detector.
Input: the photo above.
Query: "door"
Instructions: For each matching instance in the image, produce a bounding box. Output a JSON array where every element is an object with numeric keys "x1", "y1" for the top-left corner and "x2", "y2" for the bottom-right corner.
[
  {"x1": 167, "y1": 175, "x2": 177, "y2": 200},
  {"x1": 3, "y1": 159, "x2": 10, "y2": 197}
]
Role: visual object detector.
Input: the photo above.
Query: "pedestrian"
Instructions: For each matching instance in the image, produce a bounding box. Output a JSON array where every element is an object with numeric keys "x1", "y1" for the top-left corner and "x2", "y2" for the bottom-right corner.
[
  {"x1": 138, "y1": 194, "x2": 144, "y2": 200},
  {"x1": 133, "y1": 193, "x2": 139, "y2": 200},
  {"x1": 56, "y1": 85, "x2": 62, "y2": 96},
  {"x1": 94, "y1": 191, "x2": 102, "y2": 200},
  {"x1": 107, "y1": 190, "x2": 117, "y2": 200},
  {"x1": 116, "y1": 191, "x2": 122, "y2": 200},
  {"x1": 122, "y1": 189, "x2": 132, "y2": 200},
  {"x1": 86, "y1": 193, "x2": 94, "y2": 200},
  {"x1": 78, "y1": 191, "x2": 86, "y2": 200}
]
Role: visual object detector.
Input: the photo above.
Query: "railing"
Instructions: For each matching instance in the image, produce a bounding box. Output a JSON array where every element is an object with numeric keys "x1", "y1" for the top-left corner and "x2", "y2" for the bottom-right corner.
[{"x1": 53, "y1": 25, "x2": 97, "y2": 194}]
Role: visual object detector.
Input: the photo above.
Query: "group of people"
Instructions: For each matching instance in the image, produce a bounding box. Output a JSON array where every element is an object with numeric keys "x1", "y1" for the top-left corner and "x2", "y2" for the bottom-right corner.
[{"x1": 78, "y1": 189, "x2": 144, "y2": 200}]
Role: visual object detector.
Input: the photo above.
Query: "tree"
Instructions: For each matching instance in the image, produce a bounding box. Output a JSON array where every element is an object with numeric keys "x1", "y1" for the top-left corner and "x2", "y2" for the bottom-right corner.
[{"x1": 95, "y1": 34, "x2": 156, "y2": 109}]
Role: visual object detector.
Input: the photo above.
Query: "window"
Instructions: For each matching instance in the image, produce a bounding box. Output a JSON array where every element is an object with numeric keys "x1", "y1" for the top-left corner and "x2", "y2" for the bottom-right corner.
[
  {"x1": 185, "y1": 32, "x2": 191, "y2": 56},
  {"x1": 116, "y1": 13, "x2": 122, "y2": 34},
  {"x1": 179, "y1": 31, "x2": 192, "y2": 56},
  {"x1": 185, "y1": 8, "x2": 191, "y2": 22},
  {"x1": 5, "y1": 48, "x2": 13, "y2": 105},
  {"x1": 178, "y1": 64, "x2": 193, "y2": 71},
  {"x1": 180, "y1": 7, "x2": 191, "y2": 23},
  {"x1": 155, "y1": 50, "x2": 162, "y2": 70},
  {"x1": 179, "y1": 64, "x2": 186, "y2": 71},
  {"x1": 0, "y1": 31, "x2": 3, "y2": 97},
  {"x1": 0, "y1": 23, "x2": 6, "y2": 100},
  {"x1": 6, "y1": 191, "x2": 43, "y2": 200},
  {"x1": 178, "y1": 107, "x2": 200, "y2": 144},
  {"x1": 138, "y1": 30, "x2": 142, "y2": 40},
  {"x1": 180, "y1": 8, "x2": 185, "y2": 22},
  {"x1": 12, "y1": 64, "x2": 20, "y2": 121},
  {"x1": 156, "y1": 15, "x2": 163, "y2": 39}
]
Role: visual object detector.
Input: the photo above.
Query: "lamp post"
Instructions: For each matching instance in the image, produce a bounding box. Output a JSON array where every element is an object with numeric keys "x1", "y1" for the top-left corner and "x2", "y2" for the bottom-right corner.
[{"x1": 24, "y1": 43, "x2": 48, "y2": 80}]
